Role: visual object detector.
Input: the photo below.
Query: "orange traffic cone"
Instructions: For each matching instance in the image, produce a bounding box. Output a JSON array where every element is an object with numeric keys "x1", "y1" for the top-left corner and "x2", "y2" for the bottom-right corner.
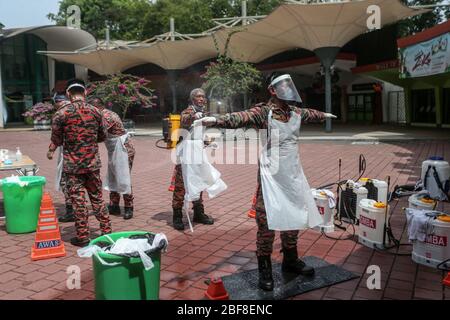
[
  {"x1": 444, "y1": 273, "x2": 450, "y2": 287},
  {"x1": 205, "y1": 277, "x2": 229, "y2": 300},
  {"x1": 41, "y1": 192, "x2": 53, "y2": 207},
  {"x1": 248, "y1": 193, "x2": 257, "y2": 219},
  {"x1": 168, "y1": 169, "x2": 176, "y2": 192},
  {"x1": 31, "y1": 195, "x2": 66, "y2": 261}
]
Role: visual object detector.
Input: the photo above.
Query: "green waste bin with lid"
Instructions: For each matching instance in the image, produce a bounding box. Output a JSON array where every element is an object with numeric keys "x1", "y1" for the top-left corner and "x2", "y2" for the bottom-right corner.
[
  {"x1": 1, "y1": 176, "x2": 46, "y2": 234},
  {"x1": 90, "y1": 231, "x2": 163, "y2": 300}
]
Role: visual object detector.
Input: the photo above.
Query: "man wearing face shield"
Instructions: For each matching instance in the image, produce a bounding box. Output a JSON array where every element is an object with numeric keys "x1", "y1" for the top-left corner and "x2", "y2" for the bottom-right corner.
[
  {"x1": 170, "y1": 88, "x2": 215, "y2": 231},
  {"x1": 202, "y1": 73, "x2": 336, "y2": 291},
  {"x1": 47, "y1": 79, "x2": 111, "y2": 247},
  {"x1": 49, "y1": 93, "x2": 75, "y2": 223}
]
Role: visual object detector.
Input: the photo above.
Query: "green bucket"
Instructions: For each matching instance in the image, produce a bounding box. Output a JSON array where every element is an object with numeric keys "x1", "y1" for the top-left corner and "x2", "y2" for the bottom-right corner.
[
  {"x1": 90, "y1": 231, "x2": 162, "y2": 300},
  {"x1": 1, "y1": 176, "x2": 46, "y2": 234}
]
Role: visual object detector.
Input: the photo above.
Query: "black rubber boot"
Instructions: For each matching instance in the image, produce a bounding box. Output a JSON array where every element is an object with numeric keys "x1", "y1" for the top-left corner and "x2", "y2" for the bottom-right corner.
[
  {"x1": 282, "y1": 248, "x2": 315, "y2": 276},
  {"x1": 257, "y1": 255, "x2": 274, "y2": 291},
  {"x1": 124, "y1": 207, "x2": 133, "y2": 220},
  {"x1": 173, "y1": 208, "x2": 185, "y2": 231},
  {"x1": 193, "y1": 203, "x2": 214, "y2": 225},
  {"x1": 108, "y1": 204, "x2": 121, "y2": 216},
  {"x1": 58, "y1": 205, "x2": 75, "y2": 223},
  {"x1": 70, "y1": 237, "x2": 90, "y2": 247}
]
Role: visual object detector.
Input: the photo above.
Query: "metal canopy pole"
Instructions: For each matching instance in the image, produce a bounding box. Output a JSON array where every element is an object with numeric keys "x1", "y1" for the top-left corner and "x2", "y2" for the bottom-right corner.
[
  {"x1": 168, "y1": 18, "x2": 177, "y2": 113},
  {"x1": 168, "y1": 70, "x2": 177, "y2": 113},
  {"x1": 314, "y1": 47, "x2": 340, "y2": 133}
]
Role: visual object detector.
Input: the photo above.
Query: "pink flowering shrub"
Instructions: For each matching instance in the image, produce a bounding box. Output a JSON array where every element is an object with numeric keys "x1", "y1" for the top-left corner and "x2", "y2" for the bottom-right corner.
[
  {"x1": 87, "y1": 74, "x2": 157, "y2": 119},
  {"x1": 22, "y1": 102, "x2": 55, "y2": 121}
]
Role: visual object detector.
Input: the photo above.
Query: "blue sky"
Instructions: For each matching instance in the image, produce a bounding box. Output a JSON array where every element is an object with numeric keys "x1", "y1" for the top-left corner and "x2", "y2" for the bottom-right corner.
[{"x1": 0, "y1": 0, "x2": 60, "y2": 28}]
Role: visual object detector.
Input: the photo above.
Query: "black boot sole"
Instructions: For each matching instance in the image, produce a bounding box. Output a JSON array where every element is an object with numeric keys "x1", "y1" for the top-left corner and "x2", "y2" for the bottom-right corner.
[
  {"x1": 59, "y1": 216, "x2": 76, "y2": 223},
  {"x1": 193, "y1": 218, "x2": 214, "y2": 225},
  {"x1": 173, "y1": 224, "x2": 185, "y2": 231},
  {"x1": 258, "y1": 282, "x2": 274, "y2": 291},
  {"x1": 282, "y1": 266, "x2": 315, "y2": 276},
  {"x1": 70, "y1": 238, "x2": 90, "y2": 247}
]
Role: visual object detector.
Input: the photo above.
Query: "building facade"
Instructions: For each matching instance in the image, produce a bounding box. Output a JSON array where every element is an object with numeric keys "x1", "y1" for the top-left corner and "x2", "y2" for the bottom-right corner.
[{"x1": 0, "y1": 26, "x2": 95, "y2": 128}]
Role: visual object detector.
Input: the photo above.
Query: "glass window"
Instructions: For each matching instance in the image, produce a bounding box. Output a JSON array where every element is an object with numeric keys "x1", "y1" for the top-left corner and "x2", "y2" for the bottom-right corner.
[
  {"x1": 443, "y1": 88, "x2": 450, "y2": 125},
  {"x1": 1, "y1": 34, "x2": 49, "y2": 124},
  {"x1": 411, "y1": 89, "x2": 436, "y2": 124}
]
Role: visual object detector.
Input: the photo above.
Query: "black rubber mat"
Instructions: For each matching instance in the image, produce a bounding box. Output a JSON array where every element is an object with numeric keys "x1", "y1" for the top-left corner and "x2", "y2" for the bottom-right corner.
[{"x1": 221, "y1": 256, "x2": 359, "y2": 300}]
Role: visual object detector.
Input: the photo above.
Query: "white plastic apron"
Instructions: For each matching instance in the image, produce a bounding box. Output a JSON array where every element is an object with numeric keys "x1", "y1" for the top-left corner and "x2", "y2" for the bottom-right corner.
[
  {"x1": 176, "y1": 128, "x2": 227, "y2": 232},
  {"x1": 103, "y1": 133, "x2": 132, "y2": 195},
  {"x1": 55, "y1": 147, "x2": 64, "y2": 192},
  {"x1": 259, "y1": 110, "x2": 322, "y2": 231}
]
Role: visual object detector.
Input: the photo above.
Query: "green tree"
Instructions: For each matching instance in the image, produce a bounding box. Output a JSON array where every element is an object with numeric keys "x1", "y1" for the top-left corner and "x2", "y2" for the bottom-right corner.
[
  {"x1": 142, "y1": 0, "x2": 214, "y2": 39},
  {"x1": 399, "y1": 0, "x2": 450, "y2": 37},
  {"x1": 141, "y1": 0, "x2": 283, "y2": 39},
  {"x1": 47, "y1": 0, "x2": 151, "y2": 40},
  {"x1": 0, "y1": 22, "x2": 4, "y2": 30},
  {"x1": 201, "y1": 30, "x2": 262, "y2": 111}
]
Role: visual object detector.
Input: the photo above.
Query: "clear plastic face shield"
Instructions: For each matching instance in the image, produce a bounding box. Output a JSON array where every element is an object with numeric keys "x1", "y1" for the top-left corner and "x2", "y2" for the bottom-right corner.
[{"x1": 269, "y1": 75, "x2": 302, "y2": 104}]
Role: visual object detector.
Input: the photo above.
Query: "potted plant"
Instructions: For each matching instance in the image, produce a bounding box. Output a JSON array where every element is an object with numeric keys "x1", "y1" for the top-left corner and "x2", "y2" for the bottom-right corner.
[
  {"x1": 22, "y1": 102, "x2": 55, "y2": 130},
  {"x1": 87, "y1": 74, "x2": 157, "y2": 133},
  {"x1": 201, "y1": 30, "x2": 262, "y2": 114}
]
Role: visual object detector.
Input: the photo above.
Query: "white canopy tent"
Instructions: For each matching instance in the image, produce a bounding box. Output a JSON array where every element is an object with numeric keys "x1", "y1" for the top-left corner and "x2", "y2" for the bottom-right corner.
[{"x1": 39, "y1": 0, "x2": 428, "y2": 128}]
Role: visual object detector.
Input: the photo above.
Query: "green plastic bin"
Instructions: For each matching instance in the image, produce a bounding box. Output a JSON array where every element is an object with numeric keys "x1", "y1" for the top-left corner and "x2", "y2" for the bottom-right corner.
[
  {"x1": 90, "y1": 231, "x2": 162, "y2": 300},
  {"x1": 1, "y1": 176, "x2": 46, "y2": 234}
]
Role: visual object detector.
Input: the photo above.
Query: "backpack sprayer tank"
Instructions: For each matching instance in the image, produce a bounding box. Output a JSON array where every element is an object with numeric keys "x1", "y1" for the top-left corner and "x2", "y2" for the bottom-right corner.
[
  {"x1": 337, "y1": 180, "x2": 368, "y2": 223},
  {"x1": 407, "y1": 211, "x2": 450, "y2": 269},
  {"x1": 311, "y1": 189, "x2": 335, "y2": 233},
  {"x1": 359, "y1": 178, "x2": 388, "y2": 204},
  {"x1": 358, "y1": 199, "x2": 391, "y2": 249},
  {"x1": 162, "y1": 114, "x2": 181, "y2": 149},
  {"x1": 408, "y1": 191, "x2": 437, "y2": 211},
  {"x1": 421, "y1": 157, "x2": 450, "y2": 201}
]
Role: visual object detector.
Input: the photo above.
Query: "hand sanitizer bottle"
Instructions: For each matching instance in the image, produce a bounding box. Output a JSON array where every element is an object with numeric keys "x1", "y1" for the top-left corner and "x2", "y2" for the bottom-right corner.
[{"x1": 16, "y1": 147, "x2": 22, "y2": 162}]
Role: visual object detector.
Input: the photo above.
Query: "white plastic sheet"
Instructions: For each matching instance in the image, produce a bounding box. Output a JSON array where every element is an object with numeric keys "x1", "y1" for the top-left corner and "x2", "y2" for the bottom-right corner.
[
  {"x1": 78, "y1": 234, "x2": 168, "y2": 271},
  {"x1": 177, "y1": 139, "x2": 227, "y2": 202},
  {"x1": 3, "y1": 175, "x2": 29, "y2": 187},
  {"x1": 55, "y1": 147, "x2": 63, "y2": 192},
  {"x1": 104, "y1": 133, "x2": 131, "y2": 195}
]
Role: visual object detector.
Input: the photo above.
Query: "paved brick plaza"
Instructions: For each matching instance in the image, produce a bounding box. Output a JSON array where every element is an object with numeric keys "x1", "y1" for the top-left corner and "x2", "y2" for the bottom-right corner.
[{"x1": 0, "y1": 130, "x2": 449, "y2": 300}]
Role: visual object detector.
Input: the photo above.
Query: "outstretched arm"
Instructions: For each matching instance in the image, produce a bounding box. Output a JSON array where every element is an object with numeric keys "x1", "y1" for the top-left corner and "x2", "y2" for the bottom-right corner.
[
  {"x1": 301, "y1": 108, "x2": 336, "y2": 123},
  {"x1": 215, "y1": 105, "x2": 269, "y2": 129}
]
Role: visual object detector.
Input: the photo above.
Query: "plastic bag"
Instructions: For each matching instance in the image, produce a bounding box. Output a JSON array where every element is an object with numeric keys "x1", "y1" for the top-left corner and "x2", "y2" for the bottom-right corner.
[
  {"x1": 104, "y1": 134, "x2": 131, "y2": 194},
  {"x1": 4, "y1": 175, "x2": 29, "y2": 187},
  {"x1": 78, "y1": 233, "x2": 168, "y2": 271},
  {"x1": 178, "y1": 139, "x2": 227, "y2": 202}
]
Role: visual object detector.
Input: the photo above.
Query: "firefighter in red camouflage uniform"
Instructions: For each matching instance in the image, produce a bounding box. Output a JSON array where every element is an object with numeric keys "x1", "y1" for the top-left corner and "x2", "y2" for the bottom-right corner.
[
  {"x1": 90, "y1": 98, "x2": 136, "y2": 220},
  {"x1": 47, "y1": 79, "x2": 111, "y2": 247},
  {"x1": 171, "y1": 88, "x2": 214, "y2": 231},
  {"x1": 202, "y1": 73, "x2": 337, "y2": 291},
  {"x1": 50, "y1": 94, "x2": 75, "y2": 223}
]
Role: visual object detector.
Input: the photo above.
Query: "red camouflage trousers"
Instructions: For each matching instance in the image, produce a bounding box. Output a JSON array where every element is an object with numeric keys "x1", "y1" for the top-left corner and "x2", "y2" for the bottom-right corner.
[
  {"x1": 172, "y1": 164, "x2": 203, "y2": 209},
  {"x1": 255, "y1": 169, "x2": 299, "y2": 257},
  {"x1": 66, "y1": 170, "x2": 112, "y2": 240},
  {"x1": 110, "y1": 141, "x2": 135, "y2": 208}
]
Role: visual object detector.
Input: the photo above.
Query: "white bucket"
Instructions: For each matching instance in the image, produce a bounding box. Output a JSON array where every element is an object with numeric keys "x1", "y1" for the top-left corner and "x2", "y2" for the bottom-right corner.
[{"x1": 358, "y1": 199, "x2": 390, "y2": 249}]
